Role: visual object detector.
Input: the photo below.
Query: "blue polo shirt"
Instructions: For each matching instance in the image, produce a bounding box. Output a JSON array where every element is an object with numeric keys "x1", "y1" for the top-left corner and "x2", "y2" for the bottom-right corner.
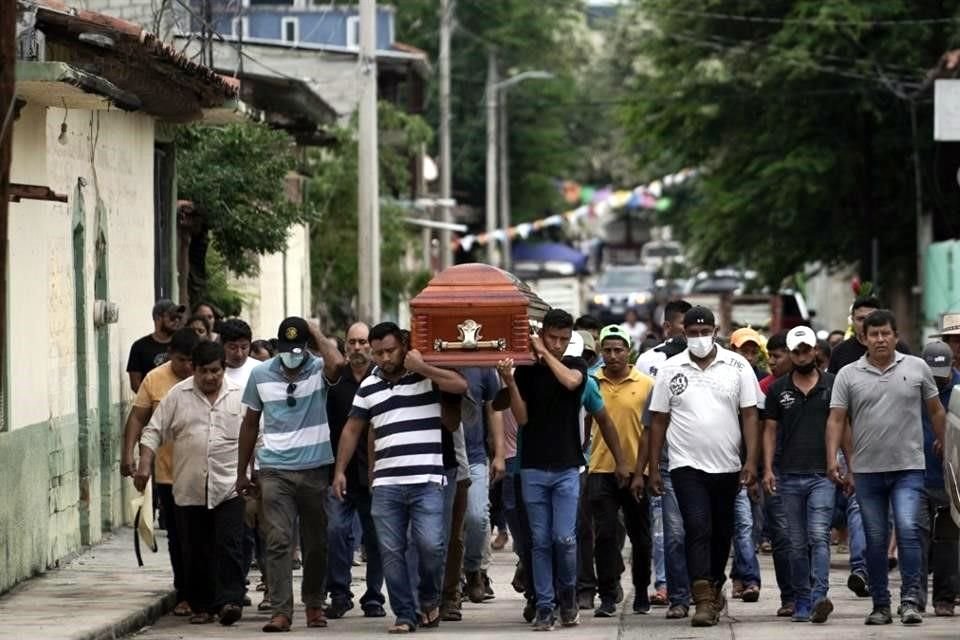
[{"x1": 242, "y1": 354, "x2": 334, "y2": 470}]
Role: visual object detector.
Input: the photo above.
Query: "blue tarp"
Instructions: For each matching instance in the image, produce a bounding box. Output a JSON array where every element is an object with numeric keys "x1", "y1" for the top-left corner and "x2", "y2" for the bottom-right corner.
[{"x1": 511, "y1": 242, "x2": 588, "y2": 273}]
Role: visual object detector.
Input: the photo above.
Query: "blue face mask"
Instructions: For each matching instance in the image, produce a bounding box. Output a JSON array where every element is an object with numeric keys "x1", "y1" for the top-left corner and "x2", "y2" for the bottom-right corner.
[{"x1": 279, "y1": 350, "x2": 306, "y2": 370}]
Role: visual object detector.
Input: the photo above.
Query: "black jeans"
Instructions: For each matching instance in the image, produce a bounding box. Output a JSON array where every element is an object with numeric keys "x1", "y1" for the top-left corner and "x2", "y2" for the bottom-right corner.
[
  {"x1": 920, "y1": 487, "x2": 960, "y2": 606},
  {"x1": 175, "y1": 496, "x2": 247, "y2": 614},
  {"x1": 156, "y1": 483, "x2": 185, "y2": 602},
  {"x1": 588, "y1": 473, "x2": 651, "y2": 602},
  {"x1": 670, "y1": 467, "x2": 740, "y2": 586},
  {"x1": 576, "y1": 471, "x2": 597, "y2": 597}
]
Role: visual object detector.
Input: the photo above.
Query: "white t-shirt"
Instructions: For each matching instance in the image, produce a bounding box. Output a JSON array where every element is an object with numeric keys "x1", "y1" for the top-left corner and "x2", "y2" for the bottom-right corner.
[
  {"x1": 649, "y1": 345, "x2": 758, "y2": 474},
  {"x1": 225, "y1": 357, "x2": 259, "y2": 390},
  {"x1": 621, "y1": 321, "x2": 648, "y2": 347},
  {"x1": 635, "y1": 345, "x2": 668, "y2": 377}
]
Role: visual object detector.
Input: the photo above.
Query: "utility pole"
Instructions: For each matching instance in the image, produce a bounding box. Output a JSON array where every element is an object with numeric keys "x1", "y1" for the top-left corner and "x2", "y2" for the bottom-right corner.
[
  {"x1": 438, "y1": 0, "x2": 454, "y2": 269},
  {"x1": 0, "y1": 0, "x2": 13, "y2": 428},
  {"x1": 499, "y1": 89, "x2": 511, "y2": 272},
  {"x1": 485, "y1": 48, "x2": 498, "y2": 266},
  {"x1": 357, "y1": 0, "x2": 380, "y2": 322}
]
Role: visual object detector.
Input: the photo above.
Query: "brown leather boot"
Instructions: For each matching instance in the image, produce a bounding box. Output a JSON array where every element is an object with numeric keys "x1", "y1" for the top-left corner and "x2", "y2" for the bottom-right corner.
[{"x1": 691, "y1": 580, "x2": 718, "y2": 627}]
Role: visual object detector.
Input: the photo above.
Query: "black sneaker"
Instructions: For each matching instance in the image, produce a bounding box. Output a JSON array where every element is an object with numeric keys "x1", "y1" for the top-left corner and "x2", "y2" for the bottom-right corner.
[
  {"x1": 362, "y1": 602, "x2": 386, "y2": 618},
  {"x1": 325, "y1": 599, "x2": 354, "y2": 620},
  {"x1": 523, "y1": 599, "x2": 537, "y2": 623},
  {"x1": 865, "y1": 606, "x2": 893, "y2": 625},
  {"x1": 594, "y1": 599, "x2": 617, "y2": 618},
  {"x1": 847, "y1": 573, "x2": 870, "y2": 598},
  {"x1": 633, "y1": 591, "x2": 651, "y2": 614},
  {"x1": 483, "y1": 572, "x2": 495, "y2": 601},
  {"x1": 577, "y1": 592, "x2": 594, "y2": 610},
  {"x1": 532, "y1": 608, "x2": 555, "y2": 631}
]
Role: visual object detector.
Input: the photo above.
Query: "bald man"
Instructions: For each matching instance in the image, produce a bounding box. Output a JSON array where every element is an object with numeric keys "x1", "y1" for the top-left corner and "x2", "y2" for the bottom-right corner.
[{"x1": 324, "y1": 323, "x2": 386, "y2": 618}]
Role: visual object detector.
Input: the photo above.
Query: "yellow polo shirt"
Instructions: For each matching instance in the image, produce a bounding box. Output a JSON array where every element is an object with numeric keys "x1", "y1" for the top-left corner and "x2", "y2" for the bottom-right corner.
[
  {"x1": 133, "y1": 362, "x2": 182, "y2": 484},
  {"x1": 589, "y1": 367, "x2": 655, "y2": 473}
]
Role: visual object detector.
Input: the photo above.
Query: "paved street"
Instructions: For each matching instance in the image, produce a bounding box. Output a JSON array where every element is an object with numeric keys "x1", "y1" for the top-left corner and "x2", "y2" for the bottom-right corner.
[
  {"x1": 2, "y1": 525, "x2": 957, "y2": 640},
  {"x1": 129, "y1": 540, "x2": 959, "y2": 640}
]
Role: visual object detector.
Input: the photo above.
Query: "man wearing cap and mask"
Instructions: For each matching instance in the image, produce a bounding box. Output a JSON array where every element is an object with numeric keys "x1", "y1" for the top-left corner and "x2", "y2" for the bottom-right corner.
[
  {"x1": 127, "y1": 298, "x2": 186, "y2": 392},
  {"x1": 918, "y1": 341, "x2": 960, "y2": 617},
  {"x1": 236, "y1": 316, "x2": 344, "y2": 633},
  {"x1": 644, "y1": 306, "x2": 761, "y2": 628},
  {"x1": 763, "y1": 326, "x2": 837, "y2": 623}
]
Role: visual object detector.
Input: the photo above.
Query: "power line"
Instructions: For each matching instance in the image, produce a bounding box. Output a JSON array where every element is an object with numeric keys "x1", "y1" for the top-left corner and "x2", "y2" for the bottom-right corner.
[{"x1": 646, "y1": 5, "x2": 960, "y2": 27}]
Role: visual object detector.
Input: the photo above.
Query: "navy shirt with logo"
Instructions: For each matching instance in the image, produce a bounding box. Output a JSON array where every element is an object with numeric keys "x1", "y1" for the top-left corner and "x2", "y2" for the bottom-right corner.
[{"x1": 765, "y1": 371, "x2": 835, "y2": 474}]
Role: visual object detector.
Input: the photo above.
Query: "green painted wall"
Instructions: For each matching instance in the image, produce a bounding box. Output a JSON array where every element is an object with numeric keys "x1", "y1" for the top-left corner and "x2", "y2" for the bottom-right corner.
[{"x1": 0, "y1": 404, "x2": 127, "y2": 594}]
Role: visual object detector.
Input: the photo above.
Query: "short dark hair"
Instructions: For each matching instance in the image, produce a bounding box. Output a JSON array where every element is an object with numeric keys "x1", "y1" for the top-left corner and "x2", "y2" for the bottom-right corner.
[
  {"x1": 169, "y1": 327, "x2": 201, "y2": 357},
  {"x1": 574, "y1": 315, "x2": 602, "y2": 332},
  {"x1": 766, "y1": 332, "x2": 788, "y2": 352},
  {"x1": 828, "y1": 330, "x2": 845, "y2": 339},
  {"x1": 369, "y1": 322, "x2": 407, "y2": 345},
  {"x1": 852, "y1": 296, "x2": 883, "y2": 313},
  {"x1": 542, "y1": 309, "x2": 574, "y2": 331},
  {"x1": 192, "y1": 340, "x2": 225, "y2": 368},
  {"x1": 219, "y1": 318, "x2": 252, "y2": 344},
  {"x1": 664, "y1": 300, "x2": 693, "y2": 323},
  {"x1": 251, "y1": 339, "x2": 275, "y2": 357},
  {"x1": 816, "y1": 339, "x2": 832, "y2": 359},
  {"x1": 187, "y1": 314, "x2": 211, "y2": 332},
  {"x1": 863, "y1": 309, "x2": 897, "y2": 333}
]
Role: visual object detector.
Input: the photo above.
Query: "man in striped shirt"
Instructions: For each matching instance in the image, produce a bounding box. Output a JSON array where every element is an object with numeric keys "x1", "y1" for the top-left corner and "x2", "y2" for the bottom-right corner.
[
  {"x1": 236, "y1": 316, "x2": 343, "y2": 633},
  {"x1": 332, "y1": 322, "x2": 467, "y2": 633}
]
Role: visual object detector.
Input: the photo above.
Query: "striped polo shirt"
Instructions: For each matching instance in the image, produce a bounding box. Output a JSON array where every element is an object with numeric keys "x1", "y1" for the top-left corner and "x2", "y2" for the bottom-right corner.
[
  {"x1": 242, "y1": 354, "x2": 334, "y2": 470},
  {"x1": 349, "y1": 369, "x2": 445, "y2": 487}
]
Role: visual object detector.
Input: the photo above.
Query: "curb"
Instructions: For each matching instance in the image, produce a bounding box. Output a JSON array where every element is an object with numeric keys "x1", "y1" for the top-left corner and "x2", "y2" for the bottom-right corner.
[{"x1": 78, "y1": 590, "x2": 176, "y2": 640}]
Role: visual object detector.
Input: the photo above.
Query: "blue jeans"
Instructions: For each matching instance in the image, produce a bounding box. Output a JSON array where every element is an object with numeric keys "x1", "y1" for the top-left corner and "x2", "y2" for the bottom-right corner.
[
  {"x1": 855, "y1": 470, "x2": 925, "y2": 608},
  {"x1": 372, "y1": 482, "x2": 446, "y2": 627},
  {"x1": 779, "y1": 474, "x2": 835, "y2": 606},
  {"x1": 731, "y1": 488, "x2": 761, "y2": 586},
  {"x1": 661, "y1": 469, "x2": 690, "y2": 606},
  {"x1": 326, "y1": 490, "x2": 385, "y2": 607},
  {"x1": 650, "y1": 495, "x2": 666, "y2": 589},
  {"x1": 521, "y1": 468, "x2": 580, "y2": 611},
  {"x1": 763, "y1": 489, "x2": 795, "y2": 605},
  {"x1": 464, "y1": 462, "x2": 490, "y2": 572}
]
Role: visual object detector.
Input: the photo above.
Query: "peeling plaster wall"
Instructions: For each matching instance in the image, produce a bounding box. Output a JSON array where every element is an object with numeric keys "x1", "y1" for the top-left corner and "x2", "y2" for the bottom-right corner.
[{"x1": 1, "y1": 104, "x2": 155, "y2": 593}]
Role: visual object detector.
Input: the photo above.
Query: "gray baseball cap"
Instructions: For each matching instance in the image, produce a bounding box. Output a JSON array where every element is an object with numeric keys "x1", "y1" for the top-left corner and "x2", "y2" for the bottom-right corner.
[{"x1": 922, "y1": 341, "x2": 954, "y2": 378}]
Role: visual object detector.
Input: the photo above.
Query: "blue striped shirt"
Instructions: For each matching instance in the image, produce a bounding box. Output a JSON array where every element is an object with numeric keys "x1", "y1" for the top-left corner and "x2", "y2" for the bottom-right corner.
[
  {"x1": 242, "y1": 354, "x2": 333, "y2": 470},
  {"x1": 350, "y1": 369, "x2": 445, "y2": 487}
]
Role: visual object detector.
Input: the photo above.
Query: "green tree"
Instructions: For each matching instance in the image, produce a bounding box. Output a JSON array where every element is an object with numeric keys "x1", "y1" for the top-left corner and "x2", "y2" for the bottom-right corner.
[
  {"x1": 617, "y1": 0, "x2": 960, "y2": 288},
  {"x1": 176, "y1": 123, "x2": 309, "y2": 276},
  {"x1": 307, "y1": 102, "x2": 433, "y2": 327},
  {"x1": 396, "y1": 1, "x2": 594, "y2": 225}
]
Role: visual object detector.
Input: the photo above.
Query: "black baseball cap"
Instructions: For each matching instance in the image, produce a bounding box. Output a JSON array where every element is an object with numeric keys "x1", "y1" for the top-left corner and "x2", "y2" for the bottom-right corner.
[
  {"x1": 277, "y1": 316, "x2": 310, "y2": 353},
  {"x1": 683, "y1": 306, "x2": 716, "y2": 328},
  {"x1": 152, "y1": 298, "x2": 186, "y2": 319}
]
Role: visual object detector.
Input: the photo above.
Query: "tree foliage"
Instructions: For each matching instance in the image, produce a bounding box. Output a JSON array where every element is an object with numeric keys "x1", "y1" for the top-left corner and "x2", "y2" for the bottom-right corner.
[
  {"x1": 307, "y1": 102, "x2": 433, "y2": 327},
  {"x1": 616, "y1": 0, "x2": 960, "y2": 287},
  {"x1": 396, "y1": 0, "x2": 597, "y2": 224},
  {"x1": 176, "y1": 123, "x2": 310, "y2": 276}
]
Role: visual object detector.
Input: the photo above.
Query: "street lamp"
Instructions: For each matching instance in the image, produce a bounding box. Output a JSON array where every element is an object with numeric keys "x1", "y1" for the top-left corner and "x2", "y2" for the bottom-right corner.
[{"x1": 484, "y1": 53, "x2": 553, "y2": 268}]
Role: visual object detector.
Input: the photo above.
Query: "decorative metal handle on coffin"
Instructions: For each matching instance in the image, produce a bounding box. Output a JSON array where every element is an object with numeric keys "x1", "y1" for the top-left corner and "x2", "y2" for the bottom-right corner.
[{"x1": 433, "y1": 319, "x2": 507, "y2": 352}]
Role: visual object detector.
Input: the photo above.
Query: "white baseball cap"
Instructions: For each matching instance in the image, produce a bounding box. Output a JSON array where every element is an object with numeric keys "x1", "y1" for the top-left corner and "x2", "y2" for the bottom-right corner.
[
  {"x1": 786, "y1": 326, "x2": 817, "y2": 352},
  {"x1": 563, "y1": 331, "x2": 584, "y2": 358}
]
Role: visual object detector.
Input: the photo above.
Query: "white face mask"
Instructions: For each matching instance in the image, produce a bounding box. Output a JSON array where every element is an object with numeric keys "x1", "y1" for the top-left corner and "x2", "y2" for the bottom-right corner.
[
  {"x1": 279, "y1": 351, "x2": 306, "y2": 369},
  {"x1": 687, "y1": 336, "x2": 715, "y2": 358}
]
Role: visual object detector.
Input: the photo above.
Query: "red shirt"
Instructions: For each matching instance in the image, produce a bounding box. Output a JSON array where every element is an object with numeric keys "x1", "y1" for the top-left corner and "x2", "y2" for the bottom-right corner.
[{"x1": 759, "y1": 374, "x2": 776, "y2": 396}]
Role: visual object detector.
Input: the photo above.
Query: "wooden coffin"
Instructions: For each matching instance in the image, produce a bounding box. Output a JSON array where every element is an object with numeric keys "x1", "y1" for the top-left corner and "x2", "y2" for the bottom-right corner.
[{"x1": 410, "y1": 264, "x2": 550, "y2": 367}]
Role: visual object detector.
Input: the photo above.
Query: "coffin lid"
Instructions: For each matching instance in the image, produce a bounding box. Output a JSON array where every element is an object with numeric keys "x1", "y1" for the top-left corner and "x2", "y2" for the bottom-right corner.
[{"x1": 411, "y1": 263, "x2": 547, "y2": 309}]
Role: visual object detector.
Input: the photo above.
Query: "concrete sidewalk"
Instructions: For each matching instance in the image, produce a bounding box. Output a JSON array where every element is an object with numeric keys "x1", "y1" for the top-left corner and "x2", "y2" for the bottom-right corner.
[{"x1": 0, "y1": 527, "x2": 175, "y2": 640}]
